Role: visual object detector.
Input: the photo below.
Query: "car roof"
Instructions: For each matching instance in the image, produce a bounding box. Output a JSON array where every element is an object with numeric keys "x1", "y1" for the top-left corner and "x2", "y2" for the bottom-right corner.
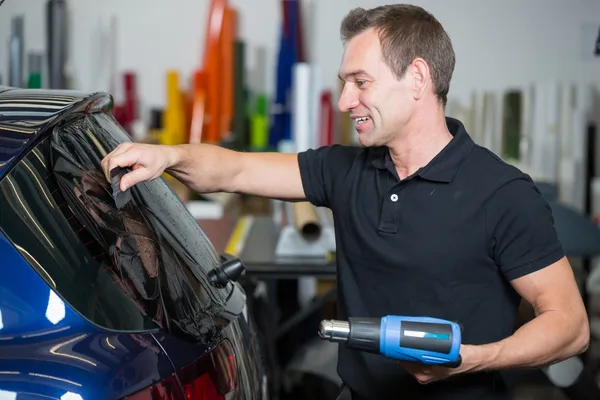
[{"x1": 0, "y1": 86, "x2": 112, "y2": 178}]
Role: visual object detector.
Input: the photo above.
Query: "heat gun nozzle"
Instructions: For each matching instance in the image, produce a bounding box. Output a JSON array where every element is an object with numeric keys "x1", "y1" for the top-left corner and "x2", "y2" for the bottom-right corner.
[{"x1": 318, "y1": 319, "x2": 350, "y2": 343}]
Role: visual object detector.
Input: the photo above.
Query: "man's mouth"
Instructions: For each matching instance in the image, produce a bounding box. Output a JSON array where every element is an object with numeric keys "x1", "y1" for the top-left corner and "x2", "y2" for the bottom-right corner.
[{"x1": 354, "y1": 116, "x2": 371, "y2": 126}]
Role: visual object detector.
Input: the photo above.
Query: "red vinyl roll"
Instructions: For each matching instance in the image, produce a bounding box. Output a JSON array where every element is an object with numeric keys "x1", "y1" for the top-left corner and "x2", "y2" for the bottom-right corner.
[{"x1": 320, "y1": 91, "x2": 334, "y2": 146}]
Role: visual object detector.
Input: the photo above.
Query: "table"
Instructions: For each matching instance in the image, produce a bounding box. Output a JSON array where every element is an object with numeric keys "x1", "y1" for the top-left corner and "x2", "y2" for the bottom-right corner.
[{"x1": 232, "y1": 215, "x2": 337, "y2": 279}]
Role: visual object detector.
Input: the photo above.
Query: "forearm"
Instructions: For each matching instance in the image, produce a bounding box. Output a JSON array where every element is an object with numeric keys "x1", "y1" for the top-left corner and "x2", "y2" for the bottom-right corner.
[
  {"x1": 164, "y1": 143, "x2": 242, "y2": 193},
  {"x1": 160, "y1": 143, "x2": 305, "y2": 199},
  {"x1": 471, "y1": 310, "x2": 589, "y2": 372}
]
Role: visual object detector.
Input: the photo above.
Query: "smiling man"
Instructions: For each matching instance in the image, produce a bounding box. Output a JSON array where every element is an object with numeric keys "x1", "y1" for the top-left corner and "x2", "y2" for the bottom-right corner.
[{"x1": 101, "y1": 4, "x2": 590, "y2": 400}]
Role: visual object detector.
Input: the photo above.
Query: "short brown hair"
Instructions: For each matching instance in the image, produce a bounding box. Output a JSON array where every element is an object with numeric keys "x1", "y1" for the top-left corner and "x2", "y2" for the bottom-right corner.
[{"x1": 340, "y1": 4, "x2": 455, "y2": 107}]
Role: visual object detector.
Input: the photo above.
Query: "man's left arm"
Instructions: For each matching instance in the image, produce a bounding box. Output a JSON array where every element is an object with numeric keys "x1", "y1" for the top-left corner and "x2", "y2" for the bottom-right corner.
[
  {"x1": 401, "y1": 176, "x2": 589, "y2": 384},
  {"x1": 468, "y1": 255, "x2": 589, "y2": 371},
  {"x1": 467, "y1": 176, "x2": 589, "y2": 372}
]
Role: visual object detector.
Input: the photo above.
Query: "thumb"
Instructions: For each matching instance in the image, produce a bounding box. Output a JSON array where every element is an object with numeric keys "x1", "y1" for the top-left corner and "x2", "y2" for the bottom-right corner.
[
  {"x1": 104, "y1": 148, "x2": 143, "y2": 182},
  {"x1": 120, "y1": 166, "x2": 152, "y2": 191}
]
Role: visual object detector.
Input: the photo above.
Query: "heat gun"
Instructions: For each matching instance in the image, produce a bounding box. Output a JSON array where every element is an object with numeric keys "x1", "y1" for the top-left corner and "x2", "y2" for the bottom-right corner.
[{"x1": 318, "y1": 315, "x2": 462, "y2": 367}]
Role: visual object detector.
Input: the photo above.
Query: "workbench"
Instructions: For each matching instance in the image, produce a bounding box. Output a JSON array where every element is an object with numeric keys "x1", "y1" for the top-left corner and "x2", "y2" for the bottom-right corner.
[
  {"x1": 197, "y1": 206, "x2": 338, "y2": 334},
  {"x1": 227, "y1": 215, "x2": 337, "y2": 279},
  {"x1": 223, "y1": 214, "x2": 337, "y2": 335}
]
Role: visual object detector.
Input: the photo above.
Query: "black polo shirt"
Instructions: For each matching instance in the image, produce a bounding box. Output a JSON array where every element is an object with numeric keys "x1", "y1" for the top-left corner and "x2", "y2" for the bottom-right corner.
[{"x1": 297, "y1": 117, "x2": 564, "y2": 399}]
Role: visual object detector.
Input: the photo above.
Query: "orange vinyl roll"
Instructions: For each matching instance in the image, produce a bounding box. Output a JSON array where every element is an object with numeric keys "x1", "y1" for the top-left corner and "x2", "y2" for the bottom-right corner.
[
  {"x1": 181, "y1": 89, "x2": 191, "y2": 143},
  {"x1": 202, "y1": 0, "x2": 226, "y2": 144},
  {"x1": 219, "y1": 6, "x2": 236, "y2": 142},
  {"x1": 189, "y1": 70, "x2": 207, "y2": 144}
]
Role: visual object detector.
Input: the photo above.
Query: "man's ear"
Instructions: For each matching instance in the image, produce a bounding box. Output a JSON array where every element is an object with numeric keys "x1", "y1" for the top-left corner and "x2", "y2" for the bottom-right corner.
[{"x1": 411, "y1": 57, "x2": 431, "y2": 100}]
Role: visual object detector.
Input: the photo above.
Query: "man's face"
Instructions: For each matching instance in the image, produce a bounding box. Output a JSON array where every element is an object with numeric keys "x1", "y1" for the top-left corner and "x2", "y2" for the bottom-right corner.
[{"x1": 338, "y1": 28, "x2": 415, "y2": 147}]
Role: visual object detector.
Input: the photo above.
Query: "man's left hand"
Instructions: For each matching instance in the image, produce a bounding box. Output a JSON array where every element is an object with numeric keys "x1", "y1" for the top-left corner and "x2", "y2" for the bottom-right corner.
[{"x1": 399, "y1": 344, "x2": 482, "y2": 385}]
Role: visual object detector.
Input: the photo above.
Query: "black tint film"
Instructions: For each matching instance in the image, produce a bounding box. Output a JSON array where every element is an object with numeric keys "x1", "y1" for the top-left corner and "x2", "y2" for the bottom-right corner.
[
  {"x1": 0, "y1": 113, "x2": 232, "y2": 342},
  {"x1": 0, "y1": 139, "x2": 155, "y2": 331}
]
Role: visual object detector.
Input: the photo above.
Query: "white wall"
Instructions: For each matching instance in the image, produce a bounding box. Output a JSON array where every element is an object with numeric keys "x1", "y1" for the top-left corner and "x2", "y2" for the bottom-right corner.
[
  {"x1": 317, "y1": 0, "x2": 600, "y2": 104},
  {"x1": 1, "y1": 0, "x2": 599, "y2": 116}
]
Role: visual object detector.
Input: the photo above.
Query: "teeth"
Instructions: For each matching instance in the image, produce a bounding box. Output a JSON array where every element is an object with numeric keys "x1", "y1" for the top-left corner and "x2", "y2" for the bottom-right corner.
[{"x1": 356, "y1": 117, "x2": 370, "y2": 123}]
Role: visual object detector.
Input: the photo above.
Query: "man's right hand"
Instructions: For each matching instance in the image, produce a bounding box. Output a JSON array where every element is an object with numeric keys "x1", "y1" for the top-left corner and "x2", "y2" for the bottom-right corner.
[{"x1": 101, "y1": 142, "x2": 178, "y2": 192}]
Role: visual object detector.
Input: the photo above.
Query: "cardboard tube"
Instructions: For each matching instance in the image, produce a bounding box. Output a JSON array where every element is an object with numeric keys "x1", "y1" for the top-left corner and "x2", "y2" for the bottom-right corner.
[{"x1": 292, "y1": 202, "x2": 321, "y2": 242}]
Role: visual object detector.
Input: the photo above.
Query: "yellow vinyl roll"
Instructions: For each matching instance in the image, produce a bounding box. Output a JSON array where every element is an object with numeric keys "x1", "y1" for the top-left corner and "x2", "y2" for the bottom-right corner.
[
  {"x1": 161, "y1": 71, "x2": 186, "y2": 146},
  {"x1": 337, "y1": 78, "x2": 353, "y2": 145}
]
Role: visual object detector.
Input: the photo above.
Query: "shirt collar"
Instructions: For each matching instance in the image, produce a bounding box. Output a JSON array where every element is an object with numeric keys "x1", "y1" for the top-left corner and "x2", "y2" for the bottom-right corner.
[{"x1": 371, "y1": 117, "x2": 474, "y2": 183}]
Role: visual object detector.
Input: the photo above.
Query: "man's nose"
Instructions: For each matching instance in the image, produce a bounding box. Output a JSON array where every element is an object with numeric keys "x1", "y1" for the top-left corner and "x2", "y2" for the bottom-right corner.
[{"x1": 338, "y1": 84, "x2": 359, "y2": 112}]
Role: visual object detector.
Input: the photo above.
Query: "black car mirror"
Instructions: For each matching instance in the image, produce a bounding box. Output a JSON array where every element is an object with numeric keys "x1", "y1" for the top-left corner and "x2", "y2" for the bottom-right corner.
[{"x1": 208, "y1": 253, "x2": 246, "y2": 288}]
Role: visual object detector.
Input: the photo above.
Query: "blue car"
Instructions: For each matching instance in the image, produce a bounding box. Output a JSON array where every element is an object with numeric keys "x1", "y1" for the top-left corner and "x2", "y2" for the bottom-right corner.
[{"x1": 0, "y1": 87, "x2": 268, "y2": 400}]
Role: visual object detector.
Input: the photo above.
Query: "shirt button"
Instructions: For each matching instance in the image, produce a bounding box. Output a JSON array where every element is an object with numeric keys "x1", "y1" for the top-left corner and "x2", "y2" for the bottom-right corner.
[{"x1": 390, "y1": 194, "x2": 398, "y2": 202}]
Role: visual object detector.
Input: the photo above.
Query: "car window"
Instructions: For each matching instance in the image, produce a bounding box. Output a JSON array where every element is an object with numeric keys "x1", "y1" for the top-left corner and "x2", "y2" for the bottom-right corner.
[{"x1": 0, "y1": 112, "x2": 227, "y2": 340}]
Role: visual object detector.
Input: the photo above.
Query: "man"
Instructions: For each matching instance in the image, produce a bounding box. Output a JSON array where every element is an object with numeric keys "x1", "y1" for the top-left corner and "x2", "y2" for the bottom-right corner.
[{"x1": 101, "y1": 4, "x2": 589, "y2": 399}]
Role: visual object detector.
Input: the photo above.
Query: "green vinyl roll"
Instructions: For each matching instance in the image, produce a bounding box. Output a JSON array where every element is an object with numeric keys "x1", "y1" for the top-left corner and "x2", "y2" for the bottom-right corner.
[
  {"x1": 27, "y1": 53, "x2": 43, "y2": 89},
  {"x1": 27, "y1": 73, "x2": 42, "y2": 88},
  {"x1": 250, "y1": 94, "x2": 269, "y2": 150},
  {"x1": 256, "y1": 93, "x2": 268, "y2": 115},
  {"x1": 250, "y1": 114, "x2": 268, "y2": 150},
  {"x1": 502, "y1": 90, "x2": 522, "y2": 160},
  {"x1": 233, "y1": 40, "x2": 247, "y2": 150}
]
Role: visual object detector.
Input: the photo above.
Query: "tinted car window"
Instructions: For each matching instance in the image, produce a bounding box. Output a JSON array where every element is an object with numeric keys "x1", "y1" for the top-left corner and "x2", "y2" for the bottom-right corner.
[{"x1": 0, "y1": 112, "x2": 230, "y2": 341}]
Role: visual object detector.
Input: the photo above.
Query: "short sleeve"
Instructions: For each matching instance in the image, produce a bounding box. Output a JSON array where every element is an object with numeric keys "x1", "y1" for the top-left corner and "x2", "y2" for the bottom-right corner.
[
  {"x1": 297, "y1": 144, "x2": 358, "y2": 208},
  {"x1": 486, "y1": 177, "x2": 565, "y2": 281}
]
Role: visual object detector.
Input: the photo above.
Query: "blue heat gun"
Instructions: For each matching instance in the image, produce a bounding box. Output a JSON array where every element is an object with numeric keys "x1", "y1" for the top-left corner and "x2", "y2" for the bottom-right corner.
[{"x1": 318, "y1": 315, "x2": 462, "y2": 367}]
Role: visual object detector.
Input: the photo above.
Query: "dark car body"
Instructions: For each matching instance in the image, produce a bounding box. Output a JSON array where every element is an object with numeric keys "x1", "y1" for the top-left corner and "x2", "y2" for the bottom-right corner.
[{"x1": 0, "y1": 86, "x2": 268, "y2": 399}]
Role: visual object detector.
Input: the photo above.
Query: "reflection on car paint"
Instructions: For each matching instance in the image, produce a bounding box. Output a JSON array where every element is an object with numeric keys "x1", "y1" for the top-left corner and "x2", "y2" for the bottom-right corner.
[
  {"x1": 0, "y1": 231, "x2": 179, "y2": 399},
  {"x1": 45, "y1": 290, "x2": 66, "y2": 325},
  {"x1": 0, "y1": 89, "x2": 110, "y2": 178}
]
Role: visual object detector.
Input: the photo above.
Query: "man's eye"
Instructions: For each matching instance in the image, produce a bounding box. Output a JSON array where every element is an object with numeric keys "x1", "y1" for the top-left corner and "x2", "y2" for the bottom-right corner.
[{"x1": 356, "y1": 80, "x2": 366, "y2": 87}]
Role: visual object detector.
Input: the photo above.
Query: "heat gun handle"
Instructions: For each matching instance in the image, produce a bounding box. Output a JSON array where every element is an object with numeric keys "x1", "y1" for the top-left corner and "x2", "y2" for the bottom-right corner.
[{"x1": 380, "y1": 316, "x2": 463, "y2": 367}]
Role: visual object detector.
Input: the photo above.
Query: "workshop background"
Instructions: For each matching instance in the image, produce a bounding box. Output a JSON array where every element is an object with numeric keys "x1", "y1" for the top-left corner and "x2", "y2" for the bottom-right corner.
[{"x1": 1, "y1": 0, "x2": 600, "y2": 399}]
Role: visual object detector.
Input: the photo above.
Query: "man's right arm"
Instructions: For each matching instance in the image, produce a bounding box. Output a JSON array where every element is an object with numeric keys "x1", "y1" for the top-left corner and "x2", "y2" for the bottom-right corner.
[
  {"x1": 170, "y1": 143, "x2": 306, "y2": 200},
  {"x1": 100, "y1": 142, "x2": 306, "y2": 201}
]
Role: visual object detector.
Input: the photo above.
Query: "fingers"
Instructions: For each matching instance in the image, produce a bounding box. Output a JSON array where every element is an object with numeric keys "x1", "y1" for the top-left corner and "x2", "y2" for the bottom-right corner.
[
  {"x1": 120, "y1": 166, "x2": 153, "y2": 191},
  {"x1": 101, "y1": 142, "x2": 135, "y2": 181},
  {"x1": 102, "y1": 145, "x2": 144, "y2": 181},
  {"x1": 397, "y1": 361, "x2": 445, "y2": 385},
  {"x1": 100, "y1": 142, "x2": 168, "y2": 191},
  {"x1": 103, "y1": 141, "x2": 132, "y2": 164}
]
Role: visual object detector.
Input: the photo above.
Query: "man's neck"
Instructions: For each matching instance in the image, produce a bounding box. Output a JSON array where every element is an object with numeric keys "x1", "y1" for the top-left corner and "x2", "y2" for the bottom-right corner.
[{"x1": 387, "y1": 111, "x2": 453, "y2": 180}]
